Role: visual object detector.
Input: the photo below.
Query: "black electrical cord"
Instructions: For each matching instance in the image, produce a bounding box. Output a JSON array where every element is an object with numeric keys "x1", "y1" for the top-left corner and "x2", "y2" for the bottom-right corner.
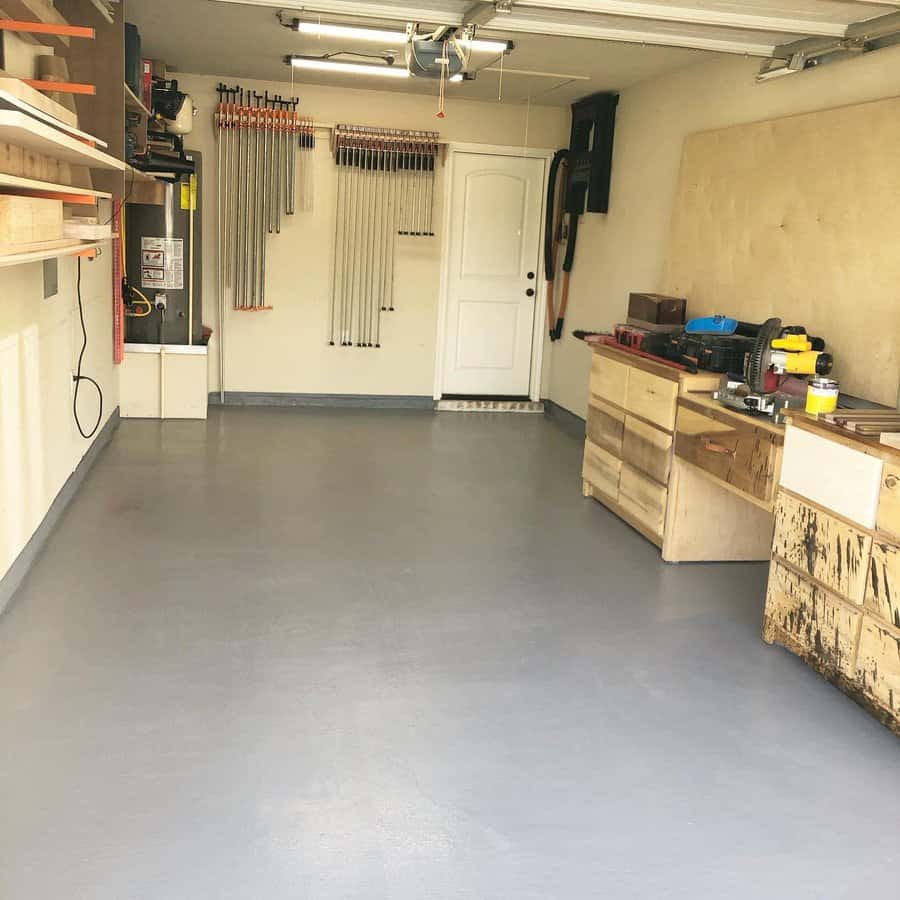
[
  {"x1": 99, "y1": 164, "x2": 136, "y2": 228},
  {"x1": 73, "y1": 257, "x2": 103, "y2": 440}
]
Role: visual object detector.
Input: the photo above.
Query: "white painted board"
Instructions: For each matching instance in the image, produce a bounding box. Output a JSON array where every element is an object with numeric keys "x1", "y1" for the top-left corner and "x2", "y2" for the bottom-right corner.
[{"x1": 780, "y1": 423, "x2": 883, "y2": 528}]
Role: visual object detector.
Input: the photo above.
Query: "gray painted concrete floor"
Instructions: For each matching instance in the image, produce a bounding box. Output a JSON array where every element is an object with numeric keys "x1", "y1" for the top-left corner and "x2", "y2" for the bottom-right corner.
[{"x1": 1, "y1": 409, "x2": 897, "y2": 900}]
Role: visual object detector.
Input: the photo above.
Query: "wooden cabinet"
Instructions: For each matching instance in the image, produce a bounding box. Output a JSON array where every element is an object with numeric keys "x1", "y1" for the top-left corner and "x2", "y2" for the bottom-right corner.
[
  {"x1": 763, "y1": 416, "x2": 900, "y2": 736},
  {"x1": 581, "y1": 345, "x2": 771, "y2": 559}
]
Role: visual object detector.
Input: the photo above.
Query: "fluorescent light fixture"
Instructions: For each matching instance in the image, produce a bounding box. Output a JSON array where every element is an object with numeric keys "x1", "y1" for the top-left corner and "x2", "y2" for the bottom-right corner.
[
  {"x1": 292, "y1": 21, "x2": 406, "y2": 44},
  {"x1": 289, "y1": 19, "x2": 512, "y2": 54},
  {"x1": 286, "y1": 55, "x2": 410, "y2": 78},
  {"x1": 457, "y1": 37, "x2": 512, "y2": 54}
]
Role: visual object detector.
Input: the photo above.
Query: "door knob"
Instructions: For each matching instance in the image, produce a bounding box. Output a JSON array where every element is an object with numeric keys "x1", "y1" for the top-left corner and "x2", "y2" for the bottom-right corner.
[{"x1": 526, "y1": 288, "x2": 535, "y2": 297}]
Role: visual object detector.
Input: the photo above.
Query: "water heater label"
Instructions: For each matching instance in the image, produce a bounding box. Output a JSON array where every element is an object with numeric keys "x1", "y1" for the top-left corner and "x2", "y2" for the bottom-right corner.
[{"x1": 140, "y1": 237, "x2": 184, "y2": 290}]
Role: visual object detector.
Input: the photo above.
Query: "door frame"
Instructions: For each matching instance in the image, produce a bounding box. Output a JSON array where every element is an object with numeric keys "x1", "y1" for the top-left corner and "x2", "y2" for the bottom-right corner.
[{"x1": 433, "y1": 142, "x2": 556, "y2": 402}]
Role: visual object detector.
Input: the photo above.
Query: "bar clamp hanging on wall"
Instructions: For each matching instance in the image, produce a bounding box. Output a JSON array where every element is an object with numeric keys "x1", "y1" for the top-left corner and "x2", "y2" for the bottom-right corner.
[
  {"x1": 214, "y1": 84, "x2": 314, "y2": 314},
  {"x1": 329, "y1": 125, "x2": 439, "y2": 349}
]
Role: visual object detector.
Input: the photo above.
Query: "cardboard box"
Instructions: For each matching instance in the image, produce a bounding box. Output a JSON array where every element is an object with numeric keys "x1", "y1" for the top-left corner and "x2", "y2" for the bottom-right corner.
[{"x1": 628, "y1": 292, "x2": 686, "y2": 325}]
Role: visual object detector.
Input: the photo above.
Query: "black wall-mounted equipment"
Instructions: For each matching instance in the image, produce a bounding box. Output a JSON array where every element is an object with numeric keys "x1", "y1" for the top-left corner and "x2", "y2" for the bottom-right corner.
[{"x1": 565, "y1": 92, "x2": 618, "y2": 215}]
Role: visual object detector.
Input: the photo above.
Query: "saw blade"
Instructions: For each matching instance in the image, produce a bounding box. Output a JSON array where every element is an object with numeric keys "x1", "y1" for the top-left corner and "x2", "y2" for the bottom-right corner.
[{"x1": 746, "y1": 317, "x2": 782, "y2": 393}]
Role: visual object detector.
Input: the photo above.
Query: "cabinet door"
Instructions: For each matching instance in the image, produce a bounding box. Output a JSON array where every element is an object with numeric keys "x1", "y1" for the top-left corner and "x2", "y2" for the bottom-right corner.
[
  {"x1": 625, "y1": 367, "x2": 678, "y2": 432},
  {"x1": 764, "y1": 560, "x2": 862, "y2": 679},
  {"x1": 582, "y1": 439, "x2": 621, "y2": 501},
  {"x1": 865, "y1": 541, "x2": 900, "y2": 628},
  {"x1": 618, "y1": 464, "x2": 667, "y2": 538},
  {"x1": 586, "y1": 400, "x2": 625, "y2": 456},
  {"x1": 590, "y1": 353, "x2": 629, "y2": 408},
  {"x1": 675, "y1": 404, "x2": 781, "y2": 507},
  {"x1": 856, "y1": 616, "x2": 900, "y2": 717},
  {"x1": 780, "y1": 424, "x2": 883, "y2": 529},
  {"x1": 622, "y1": 416, "x2": 672, "y2": 485},
  {"x1": 773, "y1": 491, "x2": 872, "y2": 604}
]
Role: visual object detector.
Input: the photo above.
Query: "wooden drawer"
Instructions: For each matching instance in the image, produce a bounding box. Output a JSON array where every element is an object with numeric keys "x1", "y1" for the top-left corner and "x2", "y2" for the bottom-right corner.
[
  {"x1": 878, "y1": 463, "x2": 900, "y2": 539},
  {"x1": 674, "y1": 402, "x2": 781, "y2": 506},
  {"x1": 865, "y1": 540, "x2": 900, "y2": 628},
  {"x1": 618, "y1": 464, "x2": 667, "y2": 537},
  {"x1": 586, "y1": 400, "x2": 625, "y2": 456},
  {"x1": 624, "y1": 367, "x2": 678, "y2": 432},
  {"x1": 856, "y1": 616, "x2": 900, "y2": 717},
  {"x1": 764, "y1": 560, "x2": 862, "y2": 680},
  {"x1": 622, "y1": 415, "x2": 672, "y2": 485},
  {"x1": 590, "y1": 353, "x2": 629, "y2": 408},
  {"x1": 582, "y1": 439, "x2": 621, "y2": 501},
  {"x1": 773, "y1": 491, "x2": 872, "y2": 604},
  {"x1": 781, "y1": 424, "x2": 883, "y2": 528}
]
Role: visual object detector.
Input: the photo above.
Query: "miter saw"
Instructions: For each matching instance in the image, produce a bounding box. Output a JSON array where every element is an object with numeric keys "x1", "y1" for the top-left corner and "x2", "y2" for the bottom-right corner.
[{"x1": 714, "y1": 317, "x2": 834, "y2": 421}]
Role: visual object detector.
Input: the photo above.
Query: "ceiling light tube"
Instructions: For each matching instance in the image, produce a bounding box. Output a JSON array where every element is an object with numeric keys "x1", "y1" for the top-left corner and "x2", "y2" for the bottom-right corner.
[
  {"x1": 289, "y1": 19, "x2": 512, "y2": 54},
  {"x1": 457, "y1": 37, "x2": 514, "y2": 54},
  {"x1": 285, "y1": 55, "x2": 411, "y2": 78},
  {"x1": 291, "y1": 21, "x2": 407, "y2": 44}
]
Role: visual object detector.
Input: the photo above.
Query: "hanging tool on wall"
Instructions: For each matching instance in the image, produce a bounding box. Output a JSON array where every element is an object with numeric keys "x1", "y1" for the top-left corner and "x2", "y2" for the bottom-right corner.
[
  {"x1": 329, "y1": 125, "x2": 440, "y2": 348},
  {"x1": 544, "y1": 148, "x2": 572, "y2": 343},
  {"x1": 545, "y1": 92, "x2": 619, "y2": 343},
  {"x1": 215, "y1": 84, "x2": 301, "y2": 312},
  {"x1": 296, "y1": 115, "x2": 316, "y2": 211}
]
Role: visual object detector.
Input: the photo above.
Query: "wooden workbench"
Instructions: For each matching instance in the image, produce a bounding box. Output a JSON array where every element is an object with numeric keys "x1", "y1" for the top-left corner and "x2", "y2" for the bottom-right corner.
[
  {"x1": 762, "y1": 414, "x2": 900, "y2": 735},
  {"x1": 582, "y1": 345, "x2": 782, "y2": 562}
]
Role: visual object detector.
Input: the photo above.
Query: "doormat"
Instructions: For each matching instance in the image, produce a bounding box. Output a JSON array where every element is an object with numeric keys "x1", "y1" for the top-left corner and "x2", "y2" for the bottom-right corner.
[{"x1": 436, "y1": 399, "x2": 544, "y2": 413}]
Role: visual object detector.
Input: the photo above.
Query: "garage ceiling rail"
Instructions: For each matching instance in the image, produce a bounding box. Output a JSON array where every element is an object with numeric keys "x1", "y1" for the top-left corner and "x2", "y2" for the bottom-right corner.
[{"x1": 212, "y1": 0, "x2": 900, "y2": 76}]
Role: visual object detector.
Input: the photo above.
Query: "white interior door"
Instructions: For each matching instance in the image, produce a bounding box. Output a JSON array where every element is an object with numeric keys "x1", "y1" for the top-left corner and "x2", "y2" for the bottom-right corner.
[{"x1": 441, "y1": 152, "x2": 545, "y2": 397}]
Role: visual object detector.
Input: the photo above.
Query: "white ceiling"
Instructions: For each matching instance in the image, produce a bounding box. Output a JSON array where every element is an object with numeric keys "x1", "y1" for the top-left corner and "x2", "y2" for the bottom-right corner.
[{"x1": 125, "y1": 0, "x2": 899, "y2": 105}]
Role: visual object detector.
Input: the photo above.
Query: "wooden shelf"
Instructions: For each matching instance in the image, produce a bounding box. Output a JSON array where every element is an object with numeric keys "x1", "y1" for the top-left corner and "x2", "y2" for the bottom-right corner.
[
  {"x1": 0, "y1": 238, "x2": 106, "y2": 267},
  {"x1": 125, "y1": 163, "x2": 159, "y2": 184},
  {"x1": 1, "y1": 1, "x2": 74, "y2": 48},
  {"x1": 0, "y1": 171, "x2": 112, "y2": 203},
  {"x1": 0, "y1": 109, "x2": 124, "y2": 170},
  {"x1": 124, "y1": 82, "x2": 151, "y2": 117}
]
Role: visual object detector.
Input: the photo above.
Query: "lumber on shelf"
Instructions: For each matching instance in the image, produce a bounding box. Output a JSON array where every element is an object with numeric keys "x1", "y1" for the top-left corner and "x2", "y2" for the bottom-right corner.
[
  {"x1": 0, "y1": 0, "x2": 73, "y2": 47},
  {"x1": 0, "y1": 18, "x2": 94, "y2": 39},
  {"x1": 23, "y1": 79, "x2": 96, "y2": 96}
]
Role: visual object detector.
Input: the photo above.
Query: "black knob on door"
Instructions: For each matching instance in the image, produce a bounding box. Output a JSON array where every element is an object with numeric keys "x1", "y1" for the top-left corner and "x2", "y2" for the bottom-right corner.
[
  {"x1": 527, "y1": 271, "x2": 535, "y2": 280},
  {"x1": 526, "y1": 288, "x2": 535, "y2": 297}
]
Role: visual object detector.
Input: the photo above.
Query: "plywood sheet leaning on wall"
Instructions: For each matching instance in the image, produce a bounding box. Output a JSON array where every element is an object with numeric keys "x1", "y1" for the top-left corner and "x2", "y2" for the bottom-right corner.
[{"x1": 663, "y1": 96, "x2": 900, "y2": 406}]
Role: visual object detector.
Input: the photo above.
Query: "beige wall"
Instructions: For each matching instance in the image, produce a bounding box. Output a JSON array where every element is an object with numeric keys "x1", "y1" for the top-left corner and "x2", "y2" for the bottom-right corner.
[
  {"x1": 549, "y1": 45, "x2": 900, "y2": 417},
  {"x1": 0, "y1": 254, "x2": 117, "y2": 585},
  {"x1": 176, "y1": 74, "x2": 569, "y2": 398}
]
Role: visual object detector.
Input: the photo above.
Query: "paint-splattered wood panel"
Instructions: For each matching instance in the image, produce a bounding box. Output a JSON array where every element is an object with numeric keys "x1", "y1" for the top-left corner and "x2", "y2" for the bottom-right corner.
[
  {"x1": 856, "y1": 616, "x2": 900, "y2": 719},
  {"x1": 763, "y1": 560, "x2": 861, "y2": 680},
  {"x1": 773, "y1": 491, "x2": 872, "y2": 604},
  {"x1": 865, "y1": 541, "x2": 900, "y2": 630}
]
